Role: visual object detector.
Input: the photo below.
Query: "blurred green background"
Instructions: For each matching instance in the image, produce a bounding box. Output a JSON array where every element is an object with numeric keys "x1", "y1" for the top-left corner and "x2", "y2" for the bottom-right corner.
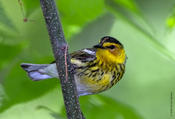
[{"x1": 0, "y1": 0, "x2": 175, "y2": 119}]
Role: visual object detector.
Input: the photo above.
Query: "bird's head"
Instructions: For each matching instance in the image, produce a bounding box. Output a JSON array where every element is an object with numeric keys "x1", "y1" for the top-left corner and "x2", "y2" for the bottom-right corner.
[{"x1": 94, "y1": 36, "x2": 127, "y2": 64}]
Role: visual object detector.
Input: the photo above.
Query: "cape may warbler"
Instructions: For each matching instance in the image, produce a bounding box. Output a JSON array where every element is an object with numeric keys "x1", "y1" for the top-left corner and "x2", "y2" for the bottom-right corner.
[{"x1": 21, "y1": 36, "x2": 127, "y2": 96}]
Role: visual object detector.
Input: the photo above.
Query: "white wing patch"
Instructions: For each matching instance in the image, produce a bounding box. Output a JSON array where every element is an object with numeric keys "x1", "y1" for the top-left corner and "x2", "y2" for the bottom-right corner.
[{"x1": 83, "y1": 49, "x2": 95, "y2": 55}]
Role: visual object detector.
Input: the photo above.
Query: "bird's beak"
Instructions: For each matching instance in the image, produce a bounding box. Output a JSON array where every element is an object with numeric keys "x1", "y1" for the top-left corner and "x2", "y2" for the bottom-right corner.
[{"x1": 93, "y1": 44, "x2": 104, "y2": 49}]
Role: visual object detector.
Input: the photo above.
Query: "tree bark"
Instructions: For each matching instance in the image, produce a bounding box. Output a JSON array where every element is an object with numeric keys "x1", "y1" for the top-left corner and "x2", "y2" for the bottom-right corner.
[{"x1": 40, "y1": 0, "x2": 85, "y2": 118}]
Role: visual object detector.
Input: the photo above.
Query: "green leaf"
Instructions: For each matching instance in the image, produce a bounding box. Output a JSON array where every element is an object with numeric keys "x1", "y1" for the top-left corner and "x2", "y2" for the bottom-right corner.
[
  {"x1": 166, "y1": 6, "x2": 175, "y2": 29},
  {"x1": 0, "y1": 2, "x2": 16, "y2": 31},
  {"x1": 0, "y1": 88, "x2": 63, "y2": 119},
  {"x1": 13, "y1": 0, "x2": 106, "y2": 41},
  {"x1": 0, "y1": 30, "x2": 16, "y2": 45},
  {"x1": 57, "y1": 0, "x2": 105, "y2": 26},
  {"x1": 167, "y1": 17, "x2": 175, "y2": 28},
  {"x1": 59, "y1": 95, "x2": 143, "y2": 119},
  {"x1": 106, "y1": 0, "x2": 155, "y2": 35},
  {"x1": 83, "y1": 95, "x2": 143, "y2": 119},
  {"x1": 21, "y1": 0, "x2": 40, "y2": 17},
  {"x1": 0, "y1": 84, "x2": 6, "y2": 107},
  {"x1": 20, "y1": 0, "x2": 106, "y2": 39},
  {"x1": 113, "y1": 0, "x2": 140, "y2": 14},
  {"x1": 0, "y1": 62, "x2": 58, "y2": 112},
  {"x1": 0, "y1": 43, "x2": 22, "y2": 70},
  {"x1": 57, "y1": 0, "x2": 106, "y2": 39}
]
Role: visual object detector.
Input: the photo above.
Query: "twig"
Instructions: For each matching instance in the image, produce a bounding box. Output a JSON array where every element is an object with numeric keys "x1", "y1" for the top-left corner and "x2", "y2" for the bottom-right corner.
[{"x1": 40, "y1": 0, "x2": 85, "y2": 119}]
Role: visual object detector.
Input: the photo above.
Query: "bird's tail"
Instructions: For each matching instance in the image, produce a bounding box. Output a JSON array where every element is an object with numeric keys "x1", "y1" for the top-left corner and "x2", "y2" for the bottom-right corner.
[{"x1": 20, "y1": 63, "x2": 56, "y2": 81}]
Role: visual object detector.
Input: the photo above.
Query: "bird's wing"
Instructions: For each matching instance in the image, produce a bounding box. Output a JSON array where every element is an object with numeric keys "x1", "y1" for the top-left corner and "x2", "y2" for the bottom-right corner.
[
  {"x1": 70, "y1": 48, "x2": 96, "y2": 62},
  {"x1": 70, "y1": 48, "x2": 96, "y2": 69},
  {"x1": 51, "y1": 48, "x2": 96, "y2": 66}
]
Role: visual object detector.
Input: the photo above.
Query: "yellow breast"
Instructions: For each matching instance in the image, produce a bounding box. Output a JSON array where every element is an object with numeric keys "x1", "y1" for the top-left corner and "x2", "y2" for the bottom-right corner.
[{"x1": 78, "y1": 70, "x2": 113, "y2": 93}]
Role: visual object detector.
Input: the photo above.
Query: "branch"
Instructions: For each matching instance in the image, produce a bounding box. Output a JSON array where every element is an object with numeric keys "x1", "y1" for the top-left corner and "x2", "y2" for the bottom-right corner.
[{"x1": 40, "y1": 0, "x2": 85, "y2": 119}]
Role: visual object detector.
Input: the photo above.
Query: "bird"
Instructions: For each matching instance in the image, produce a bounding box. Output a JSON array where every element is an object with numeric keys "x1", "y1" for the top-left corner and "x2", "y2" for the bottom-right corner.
[{"x1": 21, "y1": 36, "x2": 127, "y2": 96}]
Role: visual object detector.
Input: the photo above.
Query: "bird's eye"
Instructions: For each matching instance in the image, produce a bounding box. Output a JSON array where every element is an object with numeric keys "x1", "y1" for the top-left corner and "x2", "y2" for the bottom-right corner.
[{"x1": 106, "y1": 45, "x2": 116, "y2": 49}]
